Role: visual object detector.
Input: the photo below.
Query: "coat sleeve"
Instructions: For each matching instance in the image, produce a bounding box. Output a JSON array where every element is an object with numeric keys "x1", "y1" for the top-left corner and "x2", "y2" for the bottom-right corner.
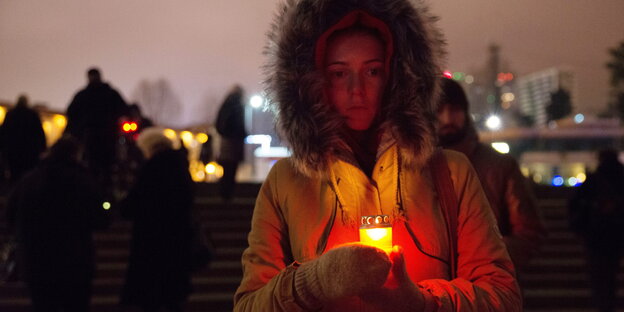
[
  {"x1": 501, "y1": 157, "x2": 546, "y2": 269},
  {"x1": 233, "y1": 162, "x2": 308, "y2": 311},
  {"x1": 418, "y1": 152, "x2": 522, "y2": 311}
]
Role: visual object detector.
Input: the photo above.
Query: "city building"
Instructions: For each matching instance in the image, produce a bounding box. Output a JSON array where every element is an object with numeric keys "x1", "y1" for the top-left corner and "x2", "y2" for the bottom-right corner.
[{"x1": 516, "y1": 67, "x2": 576, "y2": 128}]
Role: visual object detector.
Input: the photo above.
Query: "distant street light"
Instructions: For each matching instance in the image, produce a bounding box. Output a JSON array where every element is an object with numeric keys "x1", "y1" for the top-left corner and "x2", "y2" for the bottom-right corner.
[
  {"x1": 246, "y1": 94, "x2": 264, "y2": 136},
  {"x1": 485, "y1": 115, "x2": 502, "y2": 130},
  {"x1": 250, "y1": 95, "x2": 264, "y2": 109},
  {"x1": 491, "y1": 142, "x2": 510, "y2": 154}
]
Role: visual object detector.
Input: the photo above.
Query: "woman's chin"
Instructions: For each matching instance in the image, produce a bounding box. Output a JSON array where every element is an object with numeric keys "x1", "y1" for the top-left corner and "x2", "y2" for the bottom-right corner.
[{"x1": 346, "y1": 118, "x2": 375, "y2": 131}]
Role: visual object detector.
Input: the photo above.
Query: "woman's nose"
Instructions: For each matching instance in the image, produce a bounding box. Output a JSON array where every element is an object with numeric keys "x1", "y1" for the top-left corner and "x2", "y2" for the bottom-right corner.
[{"x1": 349, "y1": 73, "x2": 364, "y2": 94}]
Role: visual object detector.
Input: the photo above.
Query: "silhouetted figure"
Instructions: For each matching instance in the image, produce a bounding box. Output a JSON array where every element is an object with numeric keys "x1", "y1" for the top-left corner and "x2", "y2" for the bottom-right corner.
[
  {"x1": 436, "y1": 78, "x2": 546, "y2": 271},
  {"x1": 118, "y1": 103, "x2": 153, "y2": 189},
  {"x1": 199, "y1": 138, "x2": 214, "y2": 164},
  {"x1": 569, "y1": 149, "x2": 624, "y2": 312},
  {"x1": 6, "y1": 136, "x2": 106, "y2": 312},
  {"x1": 215, "y1": 85, "x2": 247, "y2": 201},
  {"x1": 65, "y1": 68, "x2": 128, "y2": 196},
  {"x1": 119, "y1": 128, "x2": 194, "y2": 312},
  {"x1": 0, "y1": 95, "x2": 46, "y2": 184},
  {"x1": 128, "y1": 103, "x2": 154, "y2": 133}
]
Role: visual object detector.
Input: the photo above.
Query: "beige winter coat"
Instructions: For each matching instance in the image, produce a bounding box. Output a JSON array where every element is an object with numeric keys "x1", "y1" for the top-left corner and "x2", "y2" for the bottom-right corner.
[{"x1": 234, "y1": 146, "x2": 521, "y2": 311}]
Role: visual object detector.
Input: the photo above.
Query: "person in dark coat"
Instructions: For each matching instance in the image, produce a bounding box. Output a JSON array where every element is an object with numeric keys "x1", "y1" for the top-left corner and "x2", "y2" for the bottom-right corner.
[
  {"x1": 0, "y1": 94, "x2": 46, "y2": 184},
  {"x1": 569, "y1": 149, "x2": 624, "y2": 312},
  {"x1": 436, "y1": 78, "x2": 546, "y2": 271},
  {"x1": 6, "y1": 135, "x2": 106, "y2": 312},
  {"x1": 119, "y1": 127, "x2": 194, "y2": 312},
  {"x1": 127, "y1": 103, "x2": 154, "y2": 133},
  {"x1": 215, "y1": 85, "x2": 247, "y2": 201},
  {"x1": 65, "y1": 67, "x2": 129, "y2": 195}
]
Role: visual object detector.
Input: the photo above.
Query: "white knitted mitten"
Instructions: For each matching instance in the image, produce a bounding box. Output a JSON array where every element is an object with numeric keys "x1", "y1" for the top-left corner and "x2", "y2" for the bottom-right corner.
[{"x1": 294, "y1": 243, "x2": 391, "y2": 309}]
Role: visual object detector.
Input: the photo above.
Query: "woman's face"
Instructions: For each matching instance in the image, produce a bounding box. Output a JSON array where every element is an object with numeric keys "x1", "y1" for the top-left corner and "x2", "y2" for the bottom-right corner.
[{"x1": 324, "y1": 31, "x2": 387, "y2": 131}]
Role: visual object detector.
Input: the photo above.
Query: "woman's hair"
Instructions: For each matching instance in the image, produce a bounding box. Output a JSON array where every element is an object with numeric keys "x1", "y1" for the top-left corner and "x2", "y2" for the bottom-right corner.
[{"x1": 137, "y1": 127, "x2": 174, "y2": 158}]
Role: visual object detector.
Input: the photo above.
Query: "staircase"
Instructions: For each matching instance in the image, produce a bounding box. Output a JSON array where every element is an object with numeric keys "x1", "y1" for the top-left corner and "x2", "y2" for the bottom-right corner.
[
  {"x1": 0, "y1": 182, "x2": 259, "y2": 312},
  {"x1": 1, "y1": 184, "x2": 622, "y2": 311},
  {"x1": 523, "y1": 186, "x2": 624, "y2": 311}
]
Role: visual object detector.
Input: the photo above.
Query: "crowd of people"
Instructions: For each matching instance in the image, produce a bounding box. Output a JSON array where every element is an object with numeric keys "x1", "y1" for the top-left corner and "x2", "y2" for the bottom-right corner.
[
  {"x1": 1, "y1": 68, "x2": 208, "y2": 312},
  {"x1": 1, "y1": 0, "x2": 623, "y2": 311}
]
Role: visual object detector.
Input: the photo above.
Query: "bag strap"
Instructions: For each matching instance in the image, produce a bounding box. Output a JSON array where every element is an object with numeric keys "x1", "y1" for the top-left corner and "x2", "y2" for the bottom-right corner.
[{"x1": 430, "y1": 150, "x2": 459, "y2": 279}]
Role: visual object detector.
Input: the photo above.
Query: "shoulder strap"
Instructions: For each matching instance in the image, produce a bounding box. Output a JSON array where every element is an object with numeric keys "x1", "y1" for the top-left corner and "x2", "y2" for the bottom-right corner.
[{"x1": 430, "y1": 150, "x2": 459, "y2": 279}]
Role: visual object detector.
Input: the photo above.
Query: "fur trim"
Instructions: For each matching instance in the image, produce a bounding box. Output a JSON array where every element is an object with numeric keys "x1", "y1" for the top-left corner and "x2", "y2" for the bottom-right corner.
[{"x1": 264, "y1": 0, "x2": 446, "y2": 176}]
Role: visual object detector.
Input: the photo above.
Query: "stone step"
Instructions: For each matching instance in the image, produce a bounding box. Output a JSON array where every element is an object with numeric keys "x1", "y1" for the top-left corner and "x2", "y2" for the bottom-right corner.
[
  {"x1": 525, "y1": 310, "x2": 624, "y2": 312},
  {"x1": 0, "y1": 276, "x2": 242, "y2": 298},
  {"x1": 94, "y1": 247, "x2": 245, "y2": 262},
  {"x1": 94, "y1": 260, "x2": 243, "y2": 279},
  {"x1": 524, "y1": 288, "x2": 624, "y2": 309},
  {"x1": 520, "y1": 272, "x2": 624, "y2": 288},
  {"x1": 108, "y1": 220, "x2": 251, "y2": 232},
  {"x1": 0, "y1": 292, "x2": 235, "y2": 312}
]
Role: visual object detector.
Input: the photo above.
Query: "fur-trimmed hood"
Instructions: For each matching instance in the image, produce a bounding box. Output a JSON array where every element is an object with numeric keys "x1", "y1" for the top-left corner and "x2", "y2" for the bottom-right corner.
[{"x1": 264, "y1": 0, "x2": 445, "y2": 177}]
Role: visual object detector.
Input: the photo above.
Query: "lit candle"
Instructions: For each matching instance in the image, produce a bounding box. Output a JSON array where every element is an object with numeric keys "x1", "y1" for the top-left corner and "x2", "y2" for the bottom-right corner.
[{"x1": 359, "y1": 215, "x2": 392, "y2": 252}]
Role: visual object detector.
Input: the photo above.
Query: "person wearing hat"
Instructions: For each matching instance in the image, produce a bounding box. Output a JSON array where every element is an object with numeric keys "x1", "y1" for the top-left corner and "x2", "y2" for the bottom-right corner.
[
  {"x1": 119, "y1": 128, "x2": 194, "y2": 312},
  {"x1": 234, "y1": 0, "x2": 521, "y2": 311},
  {"x1": 436, "y1": 78, "x2": 546, "y2": 271}
]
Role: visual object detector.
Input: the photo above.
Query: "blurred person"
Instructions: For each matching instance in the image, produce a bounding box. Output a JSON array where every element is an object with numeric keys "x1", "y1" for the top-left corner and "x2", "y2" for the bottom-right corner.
[
  {"x1": 233, "y1": 0, "x2": 521, "y2": 311},
  {"x1": 65, "y1": 67, "x2": 129, "y2": 196},
  {"x1": 6, "y1": 135, "x2": 106, "y2": 312},
  {"x1": 199, "y1": 137, "x2": 214, "y2": 165},
  {"x1": 0, "y1": 94, "x2": 46, "y2": 184},
  {"x1": 119, "y1": 127, "x2": 194, "y2": 312},
  {"x1": 127, "y1": 103, "x2": 154, "y2": 133},
  {"x1": 436, "y1": 78, "x2": 546, "y2": 271},
  {"x1": 118, "y1": 103, "x2": 153, "y2": 188},
  {"x1": 215, "y1": 85, "x2": 247, "y2": 201},
  {"x1": 569, "y1": 149, "x2": 624, "y2": 312}
]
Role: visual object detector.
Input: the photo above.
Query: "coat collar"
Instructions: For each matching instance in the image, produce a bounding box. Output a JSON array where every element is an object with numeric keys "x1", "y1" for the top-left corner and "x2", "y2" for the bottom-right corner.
[{"x1": 328, "y1": 143, "x2": 402, "y2": 226}]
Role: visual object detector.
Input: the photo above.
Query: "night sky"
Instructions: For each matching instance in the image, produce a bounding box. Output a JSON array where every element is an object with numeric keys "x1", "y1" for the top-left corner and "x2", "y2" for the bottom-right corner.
[{"x1": 1, "y1": 0, "x2": 623, "y2": 127}]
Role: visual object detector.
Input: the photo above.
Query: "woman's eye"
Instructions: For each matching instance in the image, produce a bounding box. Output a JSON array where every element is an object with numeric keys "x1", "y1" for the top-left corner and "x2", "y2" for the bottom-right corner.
[
  {"x1": 331, "y1": 70, "x2": 346, "y2": 78},
  {"x1": 367, "y1": 68, "x2": 382, "y2": 77}
]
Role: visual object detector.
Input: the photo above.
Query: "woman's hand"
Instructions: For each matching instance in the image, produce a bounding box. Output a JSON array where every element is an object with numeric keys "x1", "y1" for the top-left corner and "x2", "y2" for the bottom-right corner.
[
  {"x1": 294, "y1": 243, "x2": 391, "y2": 309},
  {"x1": 360, "y1": 246, "x2": 427, "y2": 311}
]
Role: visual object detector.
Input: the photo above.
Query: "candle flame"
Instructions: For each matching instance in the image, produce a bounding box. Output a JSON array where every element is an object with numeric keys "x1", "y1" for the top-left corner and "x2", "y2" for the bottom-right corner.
[{"x1": 365, "y1": 228, "x2": 389, "y2": 241}]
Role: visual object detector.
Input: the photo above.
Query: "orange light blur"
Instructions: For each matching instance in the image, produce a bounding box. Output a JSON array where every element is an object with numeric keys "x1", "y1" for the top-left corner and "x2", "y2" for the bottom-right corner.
[
  {"x1": 359, "y1": 225, "x2": 392, "y2": 252},
  {"x1": 122, "y1": 122, "x2": 138, "y2": 133}
]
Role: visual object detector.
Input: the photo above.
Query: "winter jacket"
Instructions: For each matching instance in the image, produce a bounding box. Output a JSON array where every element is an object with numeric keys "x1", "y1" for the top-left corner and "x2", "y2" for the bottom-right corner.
[
  {"x1": 66, "y1": 82, "x2": 128, "y2": 138},
  {"x1": 569, "y1": 160, "x2": 624, "y2": 246},
  {"x1": 65, "y1": 82, "x2": 128, "y2": 166},
  {"x1": 119, "y1": 148, "x2": 194, "y2": 305},
  {"x1": 7, "y1": 156, "x2": 105, "y2": 285},
  {"x1": 235, "y1": 0, "x2": 521, "y2": 310},
  {"x1": 0, "y1": 103, "x2": 46, "y2": 182},
  {"x1": 235, "y1": 147, "x2": 520, "y2": 311},
  {"x1": 216, "y1": 89, "x2": 247, "y2": 163},
  {"x1": 443, "y1": 124, "x2": 546, "y2": 269}
]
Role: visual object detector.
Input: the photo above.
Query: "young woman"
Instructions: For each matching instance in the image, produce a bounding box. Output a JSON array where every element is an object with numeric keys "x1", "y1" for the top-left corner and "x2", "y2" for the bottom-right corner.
[{"x1": 234, "y1": 0, "x2": 521, "y2": 311}]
